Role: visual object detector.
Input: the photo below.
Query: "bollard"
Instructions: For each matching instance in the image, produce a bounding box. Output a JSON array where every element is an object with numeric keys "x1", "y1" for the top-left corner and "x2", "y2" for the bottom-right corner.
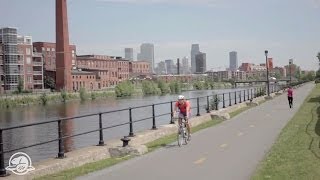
[
  {"x1": 129, "y1": 108, "x2": 134, "y2": 137},
  {"x1": 239, "y1": 91, "x2": 242, "y2": 103},
  {"x1": 121, "y1": 136, "x2": 131, "y2": 147},
  {"x1": 197, "y1": 97, "x2": 200, "y2": 116},
  {"x1": 57, "y1": 120, "x2": 65, "y2": 159},
  {"x1": 152, "y1": 104, "x2": 157, "y2": 130},
  {"x1": 234, "y1": 91, "x2": 237, "y2": 104},
  {"x1": 98, "y1": 113, "x2": 104, "y2": 146},
  {"x1": 229, "y1": 92, "x2": 231, "y2": 106}
]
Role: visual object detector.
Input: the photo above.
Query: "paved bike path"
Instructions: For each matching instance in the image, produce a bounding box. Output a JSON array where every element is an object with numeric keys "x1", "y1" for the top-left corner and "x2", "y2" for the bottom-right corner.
[{"x1": 78, "y1": 84, "x2": 314, "y2": 180}]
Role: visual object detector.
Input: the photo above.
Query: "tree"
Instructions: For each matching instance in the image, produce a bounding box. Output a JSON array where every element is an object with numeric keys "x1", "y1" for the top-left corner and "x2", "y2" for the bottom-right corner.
[
  {"x1": 17, "y1": 78, "x2": 24, "y2": 93},
  {"x1": 44, "y1": 76, "x2": 55, "y2": 90},
  {"x1": 274, "y1": 72, "x2": 281, "y2": 79}
]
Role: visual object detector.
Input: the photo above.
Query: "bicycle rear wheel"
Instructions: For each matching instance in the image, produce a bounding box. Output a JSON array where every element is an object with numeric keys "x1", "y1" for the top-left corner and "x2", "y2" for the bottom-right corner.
[{"x1": 184, "y1": 130, "x2": 189, "y2": 145}]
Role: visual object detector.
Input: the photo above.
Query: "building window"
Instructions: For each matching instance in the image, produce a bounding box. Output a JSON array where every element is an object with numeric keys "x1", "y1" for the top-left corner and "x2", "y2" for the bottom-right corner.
[
  {"x1": 42, "y1": 47, "x2": 45, "y2": 52},
  {"x1": 52, "y1": 48, "x2": 55, "y2": 52},
  {"x1": 26, "y1": 57, "x2": 31, "y2": 64},
  {"x1": 47, "y1": 48, "x2": 50, "y2": 52},
  {"x1": 26, "y1": 48, "x2": 31, "y2": 55}
]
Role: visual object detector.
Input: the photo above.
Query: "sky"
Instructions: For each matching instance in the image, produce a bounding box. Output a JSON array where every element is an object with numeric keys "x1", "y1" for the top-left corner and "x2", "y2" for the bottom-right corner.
[{"x1": 1, "y1": 0, "x2": 320, "y2": 71}]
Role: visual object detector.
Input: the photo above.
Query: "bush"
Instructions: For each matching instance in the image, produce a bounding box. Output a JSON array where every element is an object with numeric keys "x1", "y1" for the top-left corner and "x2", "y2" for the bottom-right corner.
[
  {"x1": 210, "y1": 94, "x2": 220, "y2": 110},
  {"x1": 193, "y1": 81, "x2": 204, "y2": 90},
  {"x1": 315, "y1": 79, "x2": 320, "y2": 84},
  {"x1": 157, "y1": 80, "x2": 171, "y2": 94},
  {"x1": 142, "y1": 81, "x2": 161, "y2": 95},
  {"x1": 60, "y1": 89, "x2": 68, "y2": 102},
  {"x1": 115, "y1": 81, "x2": 134, "y2": 97},
  {"x1": 40, "y1": 93, "x2": 48, "y2": 105},
  {"x1": 79, "y1": 88, "x2": 87, "y2": 101},
  {"x1": 91, "y1": 92, "x2": 97, "y2": 100},
  {"x1": 169, "y1": 81, "x2": 182, "y2": 94}
]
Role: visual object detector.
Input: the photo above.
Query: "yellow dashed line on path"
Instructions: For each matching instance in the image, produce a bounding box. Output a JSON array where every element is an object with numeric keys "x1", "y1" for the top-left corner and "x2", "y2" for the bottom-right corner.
[
  {"x1": 194, "y1": 157, "x2": 206, "y2": 165},
  {"x1": 220, "y1": 144, "x2": 228, "y2": 148},
  {"x1": 237, "y1": 132, "x2": 244, "y2": 136}
]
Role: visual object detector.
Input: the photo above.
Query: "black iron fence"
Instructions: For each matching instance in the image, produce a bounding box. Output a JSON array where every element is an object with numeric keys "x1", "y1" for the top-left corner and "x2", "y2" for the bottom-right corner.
[{"x1": 0, "y1": 84, "x2": 286, "y2": 176}]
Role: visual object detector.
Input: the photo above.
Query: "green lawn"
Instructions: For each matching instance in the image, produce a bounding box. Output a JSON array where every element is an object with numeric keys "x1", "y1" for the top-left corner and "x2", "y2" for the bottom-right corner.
[{"x1": 251, "y1": 84, "x2": 320, "y2": 180}]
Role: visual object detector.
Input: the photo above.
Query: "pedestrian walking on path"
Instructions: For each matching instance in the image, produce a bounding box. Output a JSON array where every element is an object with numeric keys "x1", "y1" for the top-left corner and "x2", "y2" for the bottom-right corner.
[{"x1": 287, "y1": 86, "x2": 293, "y2": 108}]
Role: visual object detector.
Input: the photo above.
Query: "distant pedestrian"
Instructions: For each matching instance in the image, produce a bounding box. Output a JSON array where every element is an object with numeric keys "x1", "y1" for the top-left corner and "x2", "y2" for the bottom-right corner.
[{"x1": 287, "y1": 86, "x2": 293, "y2": 108}]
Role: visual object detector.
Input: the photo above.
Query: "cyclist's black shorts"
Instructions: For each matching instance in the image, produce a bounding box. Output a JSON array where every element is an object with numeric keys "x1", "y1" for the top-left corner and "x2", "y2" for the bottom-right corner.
[{"x1": 178, "y1": 112, "x2": 188, "y2": 120}]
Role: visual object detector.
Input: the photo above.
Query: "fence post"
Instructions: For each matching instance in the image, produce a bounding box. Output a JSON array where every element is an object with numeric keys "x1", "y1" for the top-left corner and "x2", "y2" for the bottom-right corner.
[
  {"x1": 244, "y1": 90, "x2": 246, "y2": 101},
  {"x1": 223, "y1": 93, "x2": 226, "y2": 108},
  {"x1": 0, "y1": 130, "x2": 8, "y2": 177},
  {"x1": 57, "y1": 120, "x2": 65, "y2": 159},
  {"x1": 170, "y1": 101, "x2": 174, "y2": 124},
  {"x1": 129, "y1": 108, "x2": 134, "y2": 137},
  {"x1": 206, "y1": 96, "x2": 210, "y2": 113},
  {"x1": 98, "y1": 113, "x2": 104, "y2": 146},
  {"x1": 215, "y1": 94, "x2": 219, "y2": 110},
  {"x1": 152, "y1": 104, "x2": 157, "y2": 130},
  {"x1": 229, "y1": 92, "x2": 231, "y2": 106},
  {"x1": 234, "y1": 91, "x2": 237, "y2": 104},
  {"x1": 239, "y1": 91, "x2": 242, "y2": 103},
  {"x1": 248, "y1": 89, "x2": 250, "y2": 100},
  {"x1": 197, "y1": 97, "x2": 200, "y2": 116}
]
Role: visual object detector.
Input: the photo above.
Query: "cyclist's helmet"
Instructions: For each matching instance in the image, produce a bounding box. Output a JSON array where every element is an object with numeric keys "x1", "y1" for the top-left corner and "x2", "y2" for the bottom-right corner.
[{"x1": 178, "y1": 95, "x2": 185, "y2": 100}]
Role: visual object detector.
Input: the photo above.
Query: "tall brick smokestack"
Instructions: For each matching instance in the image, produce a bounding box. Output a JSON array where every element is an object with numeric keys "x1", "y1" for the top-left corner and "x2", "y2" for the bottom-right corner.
[{"x1": 56, "y1": 0, "x2": 72, "y2": 91}]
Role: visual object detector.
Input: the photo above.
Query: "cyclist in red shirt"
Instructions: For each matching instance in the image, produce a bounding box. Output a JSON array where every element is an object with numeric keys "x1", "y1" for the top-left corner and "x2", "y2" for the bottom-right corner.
[
  {"x1": 173, "y1": 95, "x2": 191, "y2": 140},
  {"x1": 287, "y1": 86, "x2": 293, "y2": 108}
]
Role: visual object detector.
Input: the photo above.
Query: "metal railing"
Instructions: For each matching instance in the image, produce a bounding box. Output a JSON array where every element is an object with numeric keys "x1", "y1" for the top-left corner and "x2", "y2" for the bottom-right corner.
[{"x1": 0, "y1": 85, "x2": 286, "y2": 176}]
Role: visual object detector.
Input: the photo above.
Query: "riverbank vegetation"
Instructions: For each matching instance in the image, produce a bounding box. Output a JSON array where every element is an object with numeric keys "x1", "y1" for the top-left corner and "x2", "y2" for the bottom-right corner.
[{"x1": 0, "y1": 80, "x2": 232, "y2": 108}]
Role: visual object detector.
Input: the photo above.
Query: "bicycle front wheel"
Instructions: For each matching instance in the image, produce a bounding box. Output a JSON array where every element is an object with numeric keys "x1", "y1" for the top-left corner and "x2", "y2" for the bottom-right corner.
[{"x1": 177, "y1": 129, "x2": 183, "y2": 147}]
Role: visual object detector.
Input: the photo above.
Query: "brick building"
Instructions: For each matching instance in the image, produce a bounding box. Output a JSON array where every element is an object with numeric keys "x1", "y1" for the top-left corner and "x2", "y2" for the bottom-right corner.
[
  {"x1": 0, "y1": 27, "x2": 44, "y2": 93},
  {"x1": 129, "y1": 61, "x2": 151, "y2": 78},
  {"x1": 76, "y1": 55, "x2": 129, "y2": 89},
  {"x1": 33, "y1": 42, "x2": 76, "y2": 71},
  {"x1": 155, "y1": 74, "x2": 192, "y2": 83},
  {"x1": 239, "y1": 63, "x2": 252, "y2": 72},
  {"x1": 71, "y1": 70, "x2": 97, "y2": 91}
]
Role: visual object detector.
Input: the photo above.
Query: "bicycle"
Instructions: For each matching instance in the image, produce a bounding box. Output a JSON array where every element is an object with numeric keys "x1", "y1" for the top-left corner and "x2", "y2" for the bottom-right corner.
[
  {"x1": 173, "y1": 112, "x2": 190, "y2": 147},
  {"x1": 177, "y1": 118, "x2": 189, "y2": 147}
]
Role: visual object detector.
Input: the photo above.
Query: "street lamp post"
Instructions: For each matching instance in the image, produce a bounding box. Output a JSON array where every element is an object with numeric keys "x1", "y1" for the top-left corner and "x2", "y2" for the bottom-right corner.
[
  {"x1": 265, "y1": 50, "x2": 270, "y2": 97},
  {"x1": 289, "y1": 59, "x2": 293, "y2": 84}
]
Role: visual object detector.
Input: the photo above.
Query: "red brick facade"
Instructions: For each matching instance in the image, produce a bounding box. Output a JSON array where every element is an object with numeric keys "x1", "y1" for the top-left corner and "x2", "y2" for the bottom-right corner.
[
  {"x1": 33, "y1": 42, "x2": 76, "y2": 71},
  {"x1": 76, "y1": 55, "x2": 129, "y2": 88},
  {"x1": 71, "y1": 70, "x2": 97, "y2": 91},
  {"x1": 129, "y1": 61, "x2": 151, "y2": 77},
  {"x1": 56, "y1": 0, "x2": 72, "y2": 91},
  {"x1": 155, "y1": 75, "x2": 192, "y2": 83}
]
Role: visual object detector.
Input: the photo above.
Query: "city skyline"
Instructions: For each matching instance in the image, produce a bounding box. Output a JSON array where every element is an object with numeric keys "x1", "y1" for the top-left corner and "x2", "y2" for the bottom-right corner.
[{"x1": 1, "y1": 0, "x2": 319, "y2": 71}]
